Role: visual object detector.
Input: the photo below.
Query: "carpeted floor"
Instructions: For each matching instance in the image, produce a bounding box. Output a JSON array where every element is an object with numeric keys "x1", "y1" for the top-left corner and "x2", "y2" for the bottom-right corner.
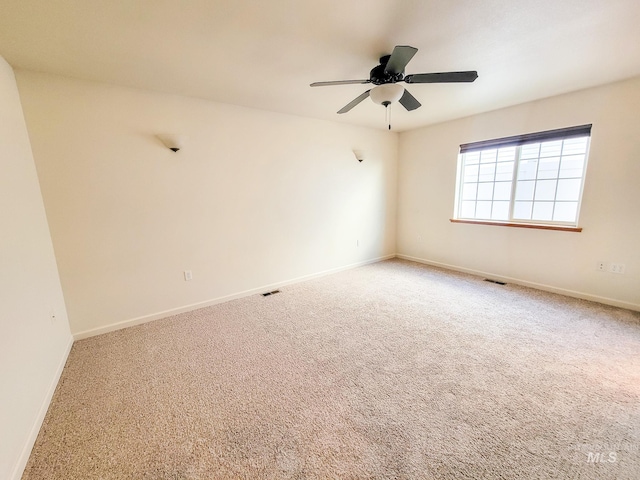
[{"x1": 23, "y1": 259, "x2": 640, "y2": 479}]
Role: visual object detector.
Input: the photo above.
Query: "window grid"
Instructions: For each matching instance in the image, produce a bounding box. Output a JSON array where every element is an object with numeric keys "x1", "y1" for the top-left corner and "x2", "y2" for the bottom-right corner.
[{"x1": 456, "y1": 135, "x2": 589, "y2": 227}]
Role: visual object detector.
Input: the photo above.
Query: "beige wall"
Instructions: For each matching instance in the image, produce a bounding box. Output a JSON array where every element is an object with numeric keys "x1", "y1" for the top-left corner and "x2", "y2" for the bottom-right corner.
[
  {"x1": 0, "y1": 58, "x2": 72, "y2": 479},
  {"x1": 397, "y1": 77, "x2": 640, "y2": 309},
  {"x1": 16, "y1": 71, "x2": 398, "y2": 337}
]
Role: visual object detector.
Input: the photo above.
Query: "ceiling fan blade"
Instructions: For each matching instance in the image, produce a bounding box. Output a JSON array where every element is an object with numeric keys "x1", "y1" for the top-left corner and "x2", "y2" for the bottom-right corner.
[
  {"x1": 385, "y1": 45, "x2": 418, "y2": 75},
  {"x1": 337, "y1": 90, "x2": 371, "y2": 114},
  {"x1": 310, "y1": 79, "x2": 370, "y2": 87},
  {"x1": 399, "y1": 88, "x2": 421, "y2": 111},
  {"x1": 404, "y1": 71, "x2": 478, "y2": 84}
]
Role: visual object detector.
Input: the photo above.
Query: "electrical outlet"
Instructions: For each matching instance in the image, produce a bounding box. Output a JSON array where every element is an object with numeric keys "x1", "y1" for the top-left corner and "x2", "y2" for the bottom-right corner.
[
  {"x1": 356, "y1": 239, "x2": 359, "y2": 247},
  {"x1": 609, "y1": 263, "x2": 626, "y2": 274},
  {"x1": 597, "y1": 261, "x2": 606, "y2": 272},
  {"x1": 184, "y1": 270, "x2": 193, "y2": 281}
]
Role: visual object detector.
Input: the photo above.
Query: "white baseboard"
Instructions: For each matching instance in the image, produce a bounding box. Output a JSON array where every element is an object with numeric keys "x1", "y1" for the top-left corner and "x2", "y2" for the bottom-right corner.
[
  {"x1": 12, "y1": 335, "x2": 74, "y2": 480},
  {"x1": 397, "y1": 254, "x2": 640, "y2": 312},
  {"x1": 73, "y1": 254, "x2": 396, "y2": 340}
]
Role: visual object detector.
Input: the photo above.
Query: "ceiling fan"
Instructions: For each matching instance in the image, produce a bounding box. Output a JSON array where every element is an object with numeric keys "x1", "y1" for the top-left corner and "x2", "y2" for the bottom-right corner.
[{"x1": 310, "y1": 45, "x2": 478, "y2": 128}]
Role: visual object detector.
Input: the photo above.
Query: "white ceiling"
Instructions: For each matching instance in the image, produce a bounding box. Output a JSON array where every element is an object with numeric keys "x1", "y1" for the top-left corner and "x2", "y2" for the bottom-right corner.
[{"x1": 1, "y1": 0, "x2": 640, "y2": 132}]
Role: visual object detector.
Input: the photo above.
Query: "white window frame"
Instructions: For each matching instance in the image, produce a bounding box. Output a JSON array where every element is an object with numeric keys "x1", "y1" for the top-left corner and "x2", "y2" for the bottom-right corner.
[{"x1": 453, "y1": 125, "x2": 591, "y2": 230}]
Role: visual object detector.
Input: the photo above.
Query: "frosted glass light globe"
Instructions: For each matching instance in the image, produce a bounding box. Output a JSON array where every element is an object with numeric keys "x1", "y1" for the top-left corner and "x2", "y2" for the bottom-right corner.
[{"x1": 370, "y1": 84, "x2": 404, "y2": 105}]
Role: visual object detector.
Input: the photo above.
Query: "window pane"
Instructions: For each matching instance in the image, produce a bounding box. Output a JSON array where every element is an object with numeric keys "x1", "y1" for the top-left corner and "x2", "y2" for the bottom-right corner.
[
  {"x1": 495, "y1": 161, "x2": 514, "y2": 181},
  {"x1": 534, "y1": 179, "x2": 557, "y2": 201},
  {"x1": 493, "y1": 181, "x2": 512, "y2": 201},
  {"x1": 462, "y1": 183, "x2": 477, "y2": 200},
  {"x1": 559, "y1": 155, "x2": 584, "y2": 178},
  {"x1": 532, "y1": 202, "x2": 553, "y2": 221},
  {"x1": 540, "y1": 140, "x2": 563, "y2": 158},
  {"x1": 478, "y1": 163, "x2": 496, "y2": 182},
  {"x1": 521, "y1": 143, "x2": 540, "y2": 159},
  {"x1": 491, "y1": 201, "x2": 509, "y2": 220},
  {"x1": 497, "y1": 147, "x2": 516, "y2": 162},
  {"x1": 476, "y1": 201, "x2": 492, "y2": 219},
  {"x1": 464, "y1": 164, "x2": 479, "y2": 182},
  {"x1": 537, "y1": 157, "x2": 560, "y2": 179},
  {"x1": 518, "y1": 159, "x2": 538, "y2": 180},
  {"x1": 562, "y1": 137, "x2": 588, "y2": 155},
  {"x1": 480, "y1": 149, "x2": 497, "y2": 163},
  {"x1": 556, "y1": 179, "x2": 582, "y2": 201},
  {"x1": 513, "y1": 201, "x2": 532, "y2": 219},
  {"x1": 464, "y1": 152, "x2": 480, "y2": 165},
  {"x1": 515, "y1": 180, "x2": 535, "y2": 201},
  {"x1": 477, "y1": 182, "x2": 494, "y2": 201},
  {"x1": 460, "y1": 201, "x2": 476, "y2": 218},
  {"x1": 553, "y1": 202, "x2": 578, "y2": 222}
]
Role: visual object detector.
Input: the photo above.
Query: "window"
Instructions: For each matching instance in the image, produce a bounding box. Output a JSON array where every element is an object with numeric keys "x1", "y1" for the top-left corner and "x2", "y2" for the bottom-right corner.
[{"x1": 453, "y1": 125, "x2": 591, "y2": 229}]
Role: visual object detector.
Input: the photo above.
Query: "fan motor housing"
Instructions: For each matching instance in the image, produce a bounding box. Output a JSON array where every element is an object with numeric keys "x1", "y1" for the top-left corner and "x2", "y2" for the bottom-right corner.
[{"x1": 370, "y1": 57, "x2": 404, "y2": 85}]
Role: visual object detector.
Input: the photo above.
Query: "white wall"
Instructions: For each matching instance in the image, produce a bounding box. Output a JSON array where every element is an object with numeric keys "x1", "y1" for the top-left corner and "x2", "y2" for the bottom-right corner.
[
  {"x1": 0, "y1": 57, "x2": 72, "y2": 480},
  {"x1": 16, "y1": 71, "x2": 398, "y2": 337},
  {"x1": 397, "y1": 77, "x2": 640, "y2": 310}
]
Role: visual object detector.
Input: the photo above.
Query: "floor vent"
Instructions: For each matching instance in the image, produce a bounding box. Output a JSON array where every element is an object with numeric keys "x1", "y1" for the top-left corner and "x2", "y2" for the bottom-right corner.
[
  {"x1": 262, "y1": 290, "x2": 281, "y2": 297},
  {"x1": 484, "y1": 279, "x2": 506, "y2": 285}
]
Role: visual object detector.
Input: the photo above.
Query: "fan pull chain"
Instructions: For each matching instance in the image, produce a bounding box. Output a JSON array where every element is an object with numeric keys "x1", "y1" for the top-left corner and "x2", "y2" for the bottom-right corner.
[{"x1": 385, "y1": 104, "x2": 391, "y2": 130}]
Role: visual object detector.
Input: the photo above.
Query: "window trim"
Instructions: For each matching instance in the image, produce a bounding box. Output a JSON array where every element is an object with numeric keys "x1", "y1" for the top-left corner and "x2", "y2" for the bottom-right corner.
[
  {"x1": 449, "y1": 218, "x2": 582, "y2": 232},
  {"x1": 453, "y1": 124, "x2": 591, "y2": 229}
]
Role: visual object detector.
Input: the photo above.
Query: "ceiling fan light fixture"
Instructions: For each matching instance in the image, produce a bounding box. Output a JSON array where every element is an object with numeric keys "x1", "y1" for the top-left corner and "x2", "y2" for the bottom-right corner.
[
  {"x1": 312, "y1": 45, "x2": 477, "y2": 120},
  {"x1": 370, "y1": 84, "x2": 404, "y2": 106}
]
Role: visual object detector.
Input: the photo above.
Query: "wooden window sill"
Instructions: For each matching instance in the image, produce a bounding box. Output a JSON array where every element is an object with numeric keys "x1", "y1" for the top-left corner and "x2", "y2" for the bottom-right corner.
[{"x1": 450, "y1": 219, "x2": 582, "y2": 232}]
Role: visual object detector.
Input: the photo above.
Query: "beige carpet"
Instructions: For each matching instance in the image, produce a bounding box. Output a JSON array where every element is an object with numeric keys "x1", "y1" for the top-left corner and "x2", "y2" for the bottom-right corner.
[{"x1": 23, "y1": 259, "x2": 640, "y2": 479}]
